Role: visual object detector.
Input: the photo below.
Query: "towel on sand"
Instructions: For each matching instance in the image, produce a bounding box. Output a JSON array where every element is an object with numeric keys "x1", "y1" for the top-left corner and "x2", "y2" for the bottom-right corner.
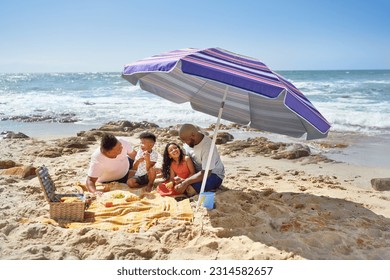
[{"x1": 67, "y1": 183, "x2": 193, "y2": 233}]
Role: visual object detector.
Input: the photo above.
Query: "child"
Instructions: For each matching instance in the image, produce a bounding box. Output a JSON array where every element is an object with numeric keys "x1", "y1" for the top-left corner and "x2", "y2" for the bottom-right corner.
[
  {"x1": 127, "y1": 132, "x2": 158, "y2": 192},
  {"x1": 157, "y1": 142, "x2": 196, "y2": 196}
]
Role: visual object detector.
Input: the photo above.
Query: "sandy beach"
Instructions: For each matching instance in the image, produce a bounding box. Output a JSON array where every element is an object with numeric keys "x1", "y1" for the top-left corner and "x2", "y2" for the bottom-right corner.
[{"x1": 1, "y1": 121, "x2": 390, "y2": 260}]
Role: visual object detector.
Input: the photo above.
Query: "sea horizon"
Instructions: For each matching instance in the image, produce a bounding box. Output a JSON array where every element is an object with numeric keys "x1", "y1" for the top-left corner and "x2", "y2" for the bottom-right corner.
[{"x1": 1, "y1": 68, "x2": 390, "y2": 74}]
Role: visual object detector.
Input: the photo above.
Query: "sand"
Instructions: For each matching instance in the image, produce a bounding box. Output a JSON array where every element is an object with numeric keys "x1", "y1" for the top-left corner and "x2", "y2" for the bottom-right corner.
[{"x1": 1, "y1": 123, "x2": 390, "y2": 260}]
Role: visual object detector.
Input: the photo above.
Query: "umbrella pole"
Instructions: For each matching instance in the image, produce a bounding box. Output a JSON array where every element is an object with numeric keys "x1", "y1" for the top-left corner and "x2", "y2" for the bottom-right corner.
[{"x1": 196, "y1": 86, "x2": 229, "y2": 211}]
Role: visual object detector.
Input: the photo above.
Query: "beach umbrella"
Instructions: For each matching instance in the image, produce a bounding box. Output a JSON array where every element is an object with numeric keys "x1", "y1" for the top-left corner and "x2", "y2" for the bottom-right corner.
[{"x1": 122, "y1": 47, "x2": 331, "y2": 205}]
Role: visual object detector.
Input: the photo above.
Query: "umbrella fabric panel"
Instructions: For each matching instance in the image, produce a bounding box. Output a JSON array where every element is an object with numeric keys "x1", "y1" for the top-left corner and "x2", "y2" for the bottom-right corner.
[
  {"x1": 139, "y1": 68, "x2": 253, "y2": 126},
  {"x1": 138, "y1": 65, "x2": 205, "y2": 104},
  {"x1": 122, "y1": 47, "x2": 331, "y2": 139},
  {"x1": 123, "y1": 48, "x2": 200, "y2": 78},
  {"x1": 248, "y1": 92, "x2": 309, "y2": 138},
  {"x1": 181, "y1": 49, "x2": 286, "y2": 98},
  {"x1": 125, "y1": 47, "x2": 289, "y2": 98},
  {"x1": 168, "y1": 48, "x2": 330, "y2": 135},
  {"x1": 188, "y1": 79, "x2": 251, "y2": 123},
  {"x1": 185, "y1": 48, "x2": 278, "y2": 83},
  {"x1": 274, "y1": 72, "x2": 330, "y2": 133},
  {"x1": 300, "y1": 118, "x2": 328, "y2": 140},
  {"x1": 284, "y1": 91, "x2": 330, "y2": 134}
]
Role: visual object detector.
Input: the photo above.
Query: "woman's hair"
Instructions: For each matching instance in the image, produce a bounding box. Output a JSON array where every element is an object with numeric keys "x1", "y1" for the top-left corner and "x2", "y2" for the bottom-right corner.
[
  {"x1": 161, "y1": 142, "x2": 185, "y2": 179},
  {"x1": 100, "y1": 133, "x2": 118, "y2": 151}
]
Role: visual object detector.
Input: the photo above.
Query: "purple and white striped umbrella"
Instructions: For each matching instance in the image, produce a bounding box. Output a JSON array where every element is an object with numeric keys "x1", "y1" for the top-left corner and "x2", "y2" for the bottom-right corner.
[{"x1": 122, "y1": 47, "x2": 330, "y2": 140}]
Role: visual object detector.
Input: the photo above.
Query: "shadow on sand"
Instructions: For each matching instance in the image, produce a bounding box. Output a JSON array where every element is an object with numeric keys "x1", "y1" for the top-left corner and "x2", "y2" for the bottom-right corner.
[{"x1": 207, "y1": 188, "x2": 390, "y2": 259}]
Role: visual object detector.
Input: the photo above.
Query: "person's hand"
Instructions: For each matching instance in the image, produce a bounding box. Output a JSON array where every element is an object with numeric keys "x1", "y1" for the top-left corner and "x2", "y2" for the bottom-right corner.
[
  {"x1": 174, "y1": 181, "x2": 187, "y2": 193},
  {"x1": 138, "y1": 156, "x2": 145, "y2": 163},
  {"x1": 94, "y1": 191, "x2": 103, "y2": 197},
  {"x1": 174, "y1": 176, "x2": 183, "y2": 184},
  {"x1": 143, "y1": 151, "x2": 150, "y2": 161}
]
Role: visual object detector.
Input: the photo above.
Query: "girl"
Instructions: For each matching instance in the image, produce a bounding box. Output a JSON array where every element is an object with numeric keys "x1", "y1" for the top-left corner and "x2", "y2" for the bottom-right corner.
[{"x1": 157, "y1": 142, "x2": 196, "y2": 196}]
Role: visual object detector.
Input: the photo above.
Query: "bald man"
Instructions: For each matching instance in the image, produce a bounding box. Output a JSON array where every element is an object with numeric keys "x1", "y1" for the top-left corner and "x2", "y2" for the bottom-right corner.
[{"x1": 175, "y1": 124, "x2": 225, "y2": 194}]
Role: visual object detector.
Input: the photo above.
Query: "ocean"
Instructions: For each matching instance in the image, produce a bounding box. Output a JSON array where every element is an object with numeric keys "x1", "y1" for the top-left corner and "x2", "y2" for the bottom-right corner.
[{"x1": 1, "y1": 70, "x2": 389, "y2": 167}]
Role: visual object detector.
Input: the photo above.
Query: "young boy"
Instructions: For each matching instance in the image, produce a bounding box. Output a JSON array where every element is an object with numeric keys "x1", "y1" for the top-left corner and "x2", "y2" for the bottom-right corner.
[{"x1": 127, "y1": 132, "x2": 158, "y2": 192}]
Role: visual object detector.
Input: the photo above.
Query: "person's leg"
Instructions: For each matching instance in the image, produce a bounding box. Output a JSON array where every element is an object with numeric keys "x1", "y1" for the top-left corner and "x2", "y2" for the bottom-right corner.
[
  {"x1": 117, "y1": 172, "x2": 129, "y2": 184},
  {"x1": 127, "y1": 176, "x2": 141, "y2": 188},
  {"x1": 185, "y1": 185, "x2": 197, "y2": 197},
  {"x1": 145, "y1": 168, "x2": 156, "y2": 192},
  {"x1": 191, "y1": 174, "x2": 223, "y2": 193},
  {"x1": 128, "y1": 157, "x2": 134, "y2": 170},
  {"x1": 174, "y1": 183, "x2": 193, "y2": 195},
  {"x1": 128, "y1": 170, "x2": 136, "y2": 177}
]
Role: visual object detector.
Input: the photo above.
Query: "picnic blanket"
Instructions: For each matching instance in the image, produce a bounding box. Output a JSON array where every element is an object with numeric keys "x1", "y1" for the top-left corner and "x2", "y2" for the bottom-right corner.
[{"x1": 67, "y1": 183, "x2": 193, "y2": 233}]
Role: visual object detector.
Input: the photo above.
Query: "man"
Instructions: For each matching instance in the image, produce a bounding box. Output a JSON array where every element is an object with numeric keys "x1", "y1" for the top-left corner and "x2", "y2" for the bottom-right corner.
[
  {"x1": 176, "y1": 123, "x2": 225, "y2": 194},
  {"x1": 86, "y1": 133, "x2": 136, "y2": 195}
]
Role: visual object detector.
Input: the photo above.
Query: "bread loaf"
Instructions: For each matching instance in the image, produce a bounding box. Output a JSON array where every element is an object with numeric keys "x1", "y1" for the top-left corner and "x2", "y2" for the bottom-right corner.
[{"x1": 166, "y1": 181, "x2": 174, "y2": 189}]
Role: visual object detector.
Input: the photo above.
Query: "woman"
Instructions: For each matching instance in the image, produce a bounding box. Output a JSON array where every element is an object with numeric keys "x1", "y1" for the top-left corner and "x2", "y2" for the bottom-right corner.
[{"x1": 157, "y1": 142, "x2": 196, "y2": 196}]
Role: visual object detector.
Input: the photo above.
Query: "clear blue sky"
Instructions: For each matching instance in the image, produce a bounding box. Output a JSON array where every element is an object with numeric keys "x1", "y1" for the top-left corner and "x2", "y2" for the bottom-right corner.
[{"x1": 0, "y1": 0, "x2": 389, "y2": 72}]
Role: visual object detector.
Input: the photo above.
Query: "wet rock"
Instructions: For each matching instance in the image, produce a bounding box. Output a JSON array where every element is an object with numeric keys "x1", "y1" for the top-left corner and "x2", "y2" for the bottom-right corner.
[
  {"x1": 57, "y1": 113, "x2": 79, "y2": 123},
  {"x1": 1, "y1": 131, "x2": 30, "y2": 139},
  {"x1": 220, "y1": 132, "x2": 234, "y2": 141},
  {"x1": 82, "y1": 135, "x2": 97, "y2": 142},
  {"x1": 0, "y1": 160, "x2": 16, "y2": 169},
  {"x1": 317, "y1": 142, "x2": 348, "y2": 149},
  {"x1": 118, "y1": 121, "x2": 133, "y2": 128},
  {"x1": 371, "y1": 178, "x2": 390, "y2": 191},
  {"x1": 77, "y1": 130, "x2": 105, "y2": 138},
  {"x1": 36, "y1": 148, "x2": 63, "y2": 158},
  {"x1": 85, "y1": 121, "x2": 160, "y2": 136},
  {"x1": 168, "y1": 129, "x2": 179, "y2": 136},
  {"x1": 99, "y1": 124, "x2": 124, "y2": 132},
  {"x1": 57, "y1": 137, "x2": 90, "y2": 149},
  {"x1": 32, "y1": 136, "x2": 95, "y2": 158},
  {"x1": 1, "y1": 113, "x2": 79, "y2": 123},
  {"x1": 219, "y1": 139, "x2": 252, "y2": 155},
  {"x1": 207, "y1": 123, "x2": 230, "y2": 131},
  {"x1": 106, "y1": 120, "x2": 159, "y2": 130},
  {"x1": 273, "y1": 144, "x2": 311, "y2": 160},
  {"x1": 266, "y1": 142, "x2": 281, "y2": 150},
  {"x1": 221, "y1": 136, "x2": 314, "y2": 161},
  {"x1": 214, "y1": 132, "x2": 234, "y2": 145},
  {"x1": 0, "y1": 165, "x2": 36, "y2": 178}
]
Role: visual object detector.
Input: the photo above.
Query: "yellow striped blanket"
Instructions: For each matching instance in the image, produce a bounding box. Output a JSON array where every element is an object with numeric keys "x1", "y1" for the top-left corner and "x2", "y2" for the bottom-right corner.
[{"x1": 67, "y1": 183, "x2": 193, "y2": 232}]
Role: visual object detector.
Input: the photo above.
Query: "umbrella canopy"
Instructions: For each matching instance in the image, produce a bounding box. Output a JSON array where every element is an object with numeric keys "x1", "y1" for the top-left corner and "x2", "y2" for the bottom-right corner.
[
  {"x1": 122, "y1": 47, "x2": 330, "y2": 140},
  {"x1": 122, "y1": 47, "x2": 331, "y2": 208}
]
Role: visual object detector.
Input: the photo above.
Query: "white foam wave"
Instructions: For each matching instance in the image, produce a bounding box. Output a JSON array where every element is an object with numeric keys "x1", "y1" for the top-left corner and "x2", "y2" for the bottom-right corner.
[
  {"x1": 318, "y1": 103, "x2": 390, "y2": 134},
  {"x1": 1, "y1": 72, "x2": 390, "y2": 136}
]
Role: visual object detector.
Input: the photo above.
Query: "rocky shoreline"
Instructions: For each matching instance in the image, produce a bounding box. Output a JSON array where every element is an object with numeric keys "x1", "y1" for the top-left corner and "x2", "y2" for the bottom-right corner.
[
  {"x1": 1, "y1": 120, "x2": 388, "y2": 190},
  {"x1": 1, "y1": 112, "x2": 80, "y2": 123},
  {"x1": 1, "y1": 120, "x2": 329, "y2": 161}
]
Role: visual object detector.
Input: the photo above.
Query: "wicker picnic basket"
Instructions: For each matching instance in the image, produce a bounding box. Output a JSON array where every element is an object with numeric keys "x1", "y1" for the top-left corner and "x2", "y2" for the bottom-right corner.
[{"x1": 36, "y1": 165, "x2": 87, "y2": 222}]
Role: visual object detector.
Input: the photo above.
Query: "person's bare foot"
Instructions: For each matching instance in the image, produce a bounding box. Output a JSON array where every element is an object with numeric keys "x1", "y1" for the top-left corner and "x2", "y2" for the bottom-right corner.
[{"x1": 144, "y1": 185, "x2": 153, "y2": 192}]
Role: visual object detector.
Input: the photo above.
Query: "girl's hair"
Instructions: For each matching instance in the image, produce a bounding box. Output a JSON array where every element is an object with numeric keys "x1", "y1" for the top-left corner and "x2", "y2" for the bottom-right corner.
[{"x1": 162, "y1": 142, "x2": 185, "y2": 179}]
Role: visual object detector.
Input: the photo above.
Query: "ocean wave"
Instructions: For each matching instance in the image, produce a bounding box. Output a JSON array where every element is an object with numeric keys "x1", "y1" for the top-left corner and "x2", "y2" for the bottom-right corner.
[{"x1": 1, "y1": 71, "x2": 390, "y2": 136}]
